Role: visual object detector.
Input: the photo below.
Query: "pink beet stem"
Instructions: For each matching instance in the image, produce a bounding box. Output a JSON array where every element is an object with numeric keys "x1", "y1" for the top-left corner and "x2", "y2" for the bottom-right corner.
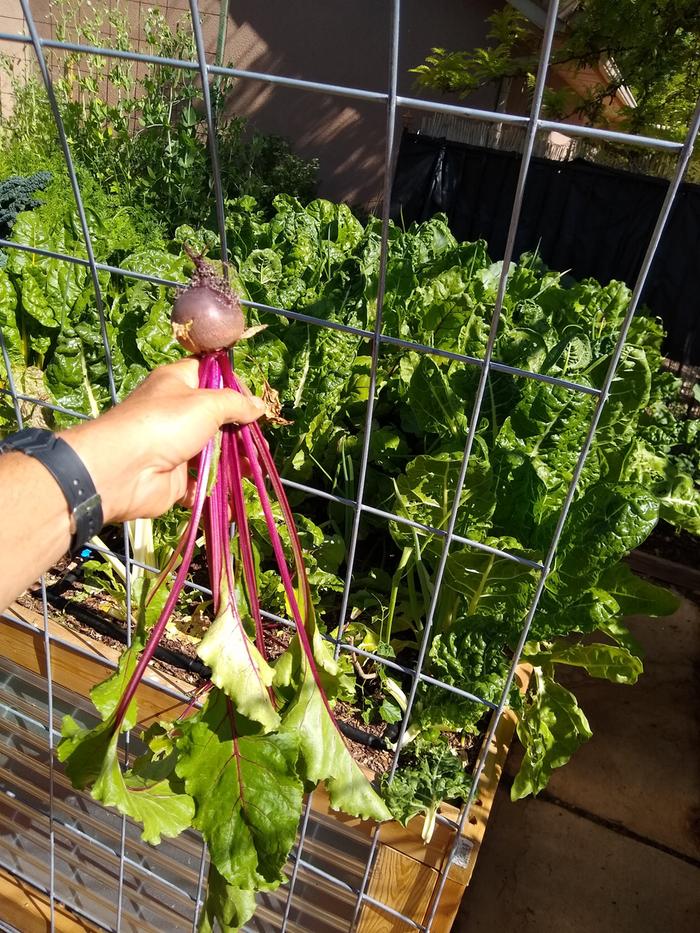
[
  {"x1": 113, "y1": 431, "x2": 214, "y2": 729},
  {"x1": 237, "y1": 421, "x2": 338, "y2": 723},
  {"x1": 226, "y1": 428, "x2": 266, "y2": 654}
]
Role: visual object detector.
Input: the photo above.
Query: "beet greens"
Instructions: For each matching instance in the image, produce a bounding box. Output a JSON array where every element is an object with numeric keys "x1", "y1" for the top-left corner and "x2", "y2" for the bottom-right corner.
[{"x1": 57, "y1": 269, "x2": 390, "y2": 931}]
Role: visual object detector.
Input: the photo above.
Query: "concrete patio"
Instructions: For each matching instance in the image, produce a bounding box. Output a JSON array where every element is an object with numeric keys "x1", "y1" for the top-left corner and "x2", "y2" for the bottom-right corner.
[{"x1": 456, "y1": 596, "x2": 700, "y2": 932}]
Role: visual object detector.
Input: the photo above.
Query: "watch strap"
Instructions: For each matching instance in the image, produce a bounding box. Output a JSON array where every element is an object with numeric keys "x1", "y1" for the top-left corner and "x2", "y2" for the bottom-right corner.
[{"x1": 0, "y1": 428, "x2": 103, "y2": 554}]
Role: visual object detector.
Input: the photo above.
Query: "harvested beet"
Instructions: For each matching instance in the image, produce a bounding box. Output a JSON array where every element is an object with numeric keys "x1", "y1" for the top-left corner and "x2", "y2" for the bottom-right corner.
[{"x1": 171, "y1": 248, "x2": 245, "y2": 354}]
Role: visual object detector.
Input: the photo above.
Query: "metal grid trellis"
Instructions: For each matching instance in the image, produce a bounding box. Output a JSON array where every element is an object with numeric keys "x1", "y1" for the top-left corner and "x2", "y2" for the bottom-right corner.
[{"x1": 0, "y1": 0, "x2": 698, "y2": 930}]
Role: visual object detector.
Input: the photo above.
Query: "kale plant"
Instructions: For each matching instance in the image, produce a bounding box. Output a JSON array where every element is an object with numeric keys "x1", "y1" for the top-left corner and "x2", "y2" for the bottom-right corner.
[{"x1": 0, "y1": 171, "x2": 51, "y2": 267}]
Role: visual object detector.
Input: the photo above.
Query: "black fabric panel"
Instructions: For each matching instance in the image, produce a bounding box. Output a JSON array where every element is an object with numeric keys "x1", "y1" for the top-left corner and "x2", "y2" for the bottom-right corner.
[{"x1": 390, "y1": 131, "x2": 700, "y2": 365}]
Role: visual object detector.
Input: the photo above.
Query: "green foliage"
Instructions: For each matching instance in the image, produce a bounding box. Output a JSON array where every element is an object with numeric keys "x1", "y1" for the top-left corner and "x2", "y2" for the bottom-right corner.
[
  {"x1": 3, "y1": 187, "x2": 693, "y2": 909},
  {"x1": 380, "y1": 738, "x2": 472, "y2": 842},
  {"x1": 0, "y1": 171, "x2": 51, "y2": 266},
  {"x1": 0, "y1": 0, "x2": 317, "y2": 234},
  {"x1": 412, "y1": 1, "x2": 700, "y2": 148},
  {"x1": 412, "y1": 8, "x2": 532, "y2": 100},
  {"x1": 511, "y1": 671, "x2": 592, "y2": 800}
]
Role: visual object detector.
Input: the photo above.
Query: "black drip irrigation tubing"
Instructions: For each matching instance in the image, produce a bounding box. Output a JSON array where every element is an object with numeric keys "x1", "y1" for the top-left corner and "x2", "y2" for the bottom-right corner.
[{"x1": 42, "y1": 581, "x2": 391, "y2": 750}]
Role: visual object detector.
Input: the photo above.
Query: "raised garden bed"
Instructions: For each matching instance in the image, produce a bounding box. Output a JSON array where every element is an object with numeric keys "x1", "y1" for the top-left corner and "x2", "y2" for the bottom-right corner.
[{"x1": 0, "y1": 600, "x2": 527, "y2": 933}]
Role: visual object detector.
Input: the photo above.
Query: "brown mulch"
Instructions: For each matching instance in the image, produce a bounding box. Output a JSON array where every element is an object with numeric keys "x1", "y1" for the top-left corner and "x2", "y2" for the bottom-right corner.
[{"x1": 638, "y1": 520, "x2": 700, "y2": 572}]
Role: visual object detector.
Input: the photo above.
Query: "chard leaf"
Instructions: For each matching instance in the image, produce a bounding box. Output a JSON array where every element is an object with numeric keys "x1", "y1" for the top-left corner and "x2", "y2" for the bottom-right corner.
[
  {"x1": 197, "y1": 600, "x2": 279, "y2": 732},
  {"x1": 0, "y1": 268, "x2": 23, "y2": 373},
  {"x1": 21, "y1": 271, "x2": 59, "y2": 330},
  {"x1": 280, "y1": 660, "x2": 391, "y2": 822},
  {"x1": 391, "y1": 452, "x2": 494, "y2": 546},
  {"x1": 595, "y1": 346, "x2": 651, "y2": 438},
  {"x1": 512, "y1": 674, "x2": 592, "y2": 800},
  {"x1": 550, "y1": 483, "x2": 658, "y2": 598},
  {"x1": 136, "y1": 296, "x2": 184, "y2": 368},
  {"x1": 599, "y1": 563, "x2": 680, "y2": 618},
  {"x1": 381, "y1": 740, "x2": 472, "y2": 842},
  {"x1": 405, "y1": 356, "x2": 468, "y2": 440},
  {"x1": 526, "y1": 642, "x2": 643, "y2": 684},
  {"x1": 533, "y1": 586, "x2": 619, "y2": 640},
  {"x1": 175, "y1": 689, "x2": 303, "y2": 889},
  {"x1": 655, "y1": 469, "x2": 700, "y2": 535},
  {"x1": 443, "y1": 542, "x2": 537, "y2": 626},
  {"x1": 597, "y1": 617, "x2": 643, "y2": 657}
]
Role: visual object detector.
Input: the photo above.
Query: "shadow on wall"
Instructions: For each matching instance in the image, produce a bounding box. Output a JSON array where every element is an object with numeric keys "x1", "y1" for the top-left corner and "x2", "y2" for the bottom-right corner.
[{"x1": 222, "y1": 0, "x2": 499, "y2": 208}]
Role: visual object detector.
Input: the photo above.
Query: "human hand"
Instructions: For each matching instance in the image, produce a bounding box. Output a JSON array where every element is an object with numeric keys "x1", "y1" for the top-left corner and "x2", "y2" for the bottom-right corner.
[{"x1": 59, "y1": 358, "x2": 264, "y2": 523}]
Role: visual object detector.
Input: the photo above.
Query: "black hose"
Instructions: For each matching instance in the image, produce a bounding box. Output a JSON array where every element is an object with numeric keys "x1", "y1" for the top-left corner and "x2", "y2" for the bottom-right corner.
[
  {"x1": 337, "y1": 720, "x2": 389, "y2": 750},
  {"x1": 44, "y1": 588, "x2": 212, "y2": 679}
]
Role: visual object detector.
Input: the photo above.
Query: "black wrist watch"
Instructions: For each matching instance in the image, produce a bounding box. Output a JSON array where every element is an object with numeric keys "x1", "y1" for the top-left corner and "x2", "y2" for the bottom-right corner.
[{"x1": 0, "y1": 427, "x2": 104, "y2": 555}]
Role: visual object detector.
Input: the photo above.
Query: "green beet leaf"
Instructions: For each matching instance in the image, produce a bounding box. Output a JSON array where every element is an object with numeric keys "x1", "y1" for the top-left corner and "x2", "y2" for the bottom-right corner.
[
  {"x1": 90, "y1": 643, "x2": 143, "y2": 730},
  {"x1": 198, "y1": 865, "x2": 259, "y2": 933},
  {"x1": 280, "y1": 659, "x2": 391, "y2": 822},
  {"x1": 512, "y1": 674, "x2": 592, "y2": 800},
  {"x1": 175, "y1": 689, "x2": 303, "y2": 890},
  {"x1": 58, "y1": 716, "x2": 193, "y2": 844},
  {"x1": 197, "y1": 600, "x2": 279, "y2": 732}
]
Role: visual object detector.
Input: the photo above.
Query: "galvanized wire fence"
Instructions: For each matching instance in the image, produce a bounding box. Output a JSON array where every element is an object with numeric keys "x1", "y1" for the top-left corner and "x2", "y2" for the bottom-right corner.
[{"x1": 0, "y1": 0, "x2": 698, "y2": 930}]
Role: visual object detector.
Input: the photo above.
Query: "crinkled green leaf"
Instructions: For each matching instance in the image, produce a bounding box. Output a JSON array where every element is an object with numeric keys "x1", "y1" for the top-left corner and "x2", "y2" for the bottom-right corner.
[
  {"x1": 57, "y1": 715, "x2": 193, "y2": 844},
  {"x1": 405, "y1": 356, "x2": 468, "y2": 440},
  {"x1": 533, "y1": 586, "x2": 619, "y2": 640},
  {"x1": 597, "y1": 617, "x2": 642, "y2": 656},
  {"x1": 135, "y1": 297, "x2": 184, "y2": 368},
  {"x1": 391, "y1": 452, "x2": 494, "y2": 546},
  {"x1": 0, "y1": 268, "x2": 23, "y2": 373},
  {"x1": 442, "y1": 542, "x2": 537, "y2": 628},
  {"x1": 381, "y1": 739, "x2": 472, "y2": 842},
  {"x1": 550, "y1": 483, "x2": 659, "y2": 598},
  {"x1": 93, "y1": 734, "x2": 194, "y2": 845},
  {"x1": 197, "y1": 601, "x2": 279, "y2": 732},
  {"x1": 526, "y1": 641, "x2": 642, "y2": 684},
  {"x1": 512, "y1": 674, "x2": 592, "y2": 800},
  {"x1": 175, "y1": 689, "x2": 302, "y2": 889},
  {"x1": 21, "y1": 271, "x2": 59, "y2": 330},
  {"x1": 656, "y1": 469, "x2": 700, "y2": 535},
  {"x1": 598, "y1": 563, "x2": 680, "y2": 618}
]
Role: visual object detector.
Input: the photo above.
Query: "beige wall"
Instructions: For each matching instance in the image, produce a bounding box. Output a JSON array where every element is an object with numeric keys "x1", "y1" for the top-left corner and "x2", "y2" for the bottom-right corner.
[
  {"x1": 221, "y1": 0, "x2": 503, "y2": 207},
  {"x1": 1, "y1": 0, "x2": 507, "y2": 208}
]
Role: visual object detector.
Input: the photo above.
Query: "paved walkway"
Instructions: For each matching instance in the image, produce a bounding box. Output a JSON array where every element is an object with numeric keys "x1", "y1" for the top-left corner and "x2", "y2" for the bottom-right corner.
[{"x1": 456, "y1": 597, "x2": 700, "y2": 932}]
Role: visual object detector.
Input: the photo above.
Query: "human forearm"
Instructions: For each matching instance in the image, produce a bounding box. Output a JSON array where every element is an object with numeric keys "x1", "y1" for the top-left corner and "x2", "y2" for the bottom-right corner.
[
  {"x1": 0, "y1": 451, "x2": 73, "y2": 610},
  {"x1": 0, "y1": 358, "x2": 264, "y2": 613}
]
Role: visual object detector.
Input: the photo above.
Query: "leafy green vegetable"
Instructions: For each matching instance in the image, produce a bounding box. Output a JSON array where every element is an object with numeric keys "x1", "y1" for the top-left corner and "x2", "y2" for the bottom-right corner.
[
  {"x1": 525, "y1": 642, "x2": 643, "y2": 685},
  {"x1": 176, "y1": 691, "x2": 303, "y2": 893},
  {"x1": 511, "y1": 673, "x2": 592, "y2": 800},
  {"x1": 1, "y1": 180, "x2": 693, "y2": 907},
  {"x1": 380, "y1": 739, "x2": 472, "y2": 842}
]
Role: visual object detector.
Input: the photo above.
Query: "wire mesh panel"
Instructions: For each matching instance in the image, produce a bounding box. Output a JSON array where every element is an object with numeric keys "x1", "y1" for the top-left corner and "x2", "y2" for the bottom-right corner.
[{"x1": 0, "y1": 1, "x2": 698, "y2": 931}]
